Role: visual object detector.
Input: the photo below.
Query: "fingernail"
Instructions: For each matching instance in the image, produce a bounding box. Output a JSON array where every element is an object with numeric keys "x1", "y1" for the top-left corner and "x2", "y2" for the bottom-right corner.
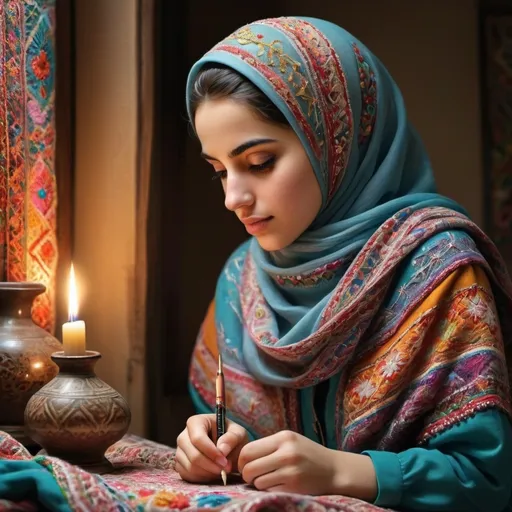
[
  {"x1": 215, "y1": 456, "x2": 228, "y2": 467},
  {"x1": 218, "y1": 443, "x2": 230, "y2": 457}
]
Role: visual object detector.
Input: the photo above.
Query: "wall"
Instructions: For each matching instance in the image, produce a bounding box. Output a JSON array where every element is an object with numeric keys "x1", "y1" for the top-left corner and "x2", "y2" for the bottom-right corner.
[{"x1": 74, "y1": 0, "x2": 141, "y2": 433}]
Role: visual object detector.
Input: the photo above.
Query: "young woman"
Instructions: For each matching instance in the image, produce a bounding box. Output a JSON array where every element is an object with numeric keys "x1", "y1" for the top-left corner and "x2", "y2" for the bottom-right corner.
[{"x1": 176, "y1": 16, "x2": 512, "y2": 511}]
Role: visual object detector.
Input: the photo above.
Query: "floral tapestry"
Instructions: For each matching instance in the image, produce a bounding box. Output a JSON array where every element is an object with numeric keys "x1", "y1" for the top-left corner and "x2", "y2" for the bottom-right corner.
[{"x1": 0, "y1": 0, "x2": 57, "y2": 332}]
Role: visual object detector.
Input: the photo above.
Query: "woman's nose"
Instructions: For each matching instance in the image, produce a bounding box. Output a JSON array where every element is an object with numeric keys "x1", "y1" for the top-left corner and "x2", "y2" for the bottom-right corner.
[{"x1": 224, "y1": 174, "x2": 255, "y2": 212}]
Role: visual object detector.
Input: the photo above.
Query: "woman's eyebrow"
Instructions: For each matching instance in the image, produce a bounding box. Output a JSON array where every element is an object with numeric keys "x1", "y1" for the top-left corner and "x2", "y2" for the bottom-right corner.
[{"x1": 200, "y1": 138, "x2": 277, "y2": 160}]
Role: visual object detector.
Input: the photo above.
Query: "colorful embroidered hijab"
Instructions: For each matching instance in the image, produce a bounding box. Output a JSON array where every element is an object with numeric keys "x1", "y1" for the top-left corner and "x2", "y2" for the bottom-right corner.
[{"x1": 185, "y1": 17, "x2": 512, "y2": 451}]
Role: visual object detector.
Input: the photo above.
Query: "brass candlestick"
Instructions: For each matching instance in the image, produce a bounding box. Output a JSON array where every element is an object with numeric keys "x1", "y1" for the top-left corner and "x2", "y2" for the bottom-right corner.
[{"x1": 24, "y1": 350, "x2": 131, "y2": 474}]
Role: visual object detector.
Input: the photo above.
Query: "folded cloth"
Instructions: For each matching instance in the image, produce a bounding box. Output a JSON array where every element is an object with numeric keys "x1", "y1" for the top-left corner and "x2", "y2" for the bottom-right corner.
[{"x1": 0, "y1": 460, "x2": 70, "y2": 512}]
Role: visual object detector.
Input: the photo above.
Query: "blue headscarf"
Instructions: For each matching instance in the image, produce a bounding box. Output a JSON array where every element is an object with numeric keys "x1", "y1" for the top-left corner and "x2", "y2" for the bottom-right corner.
[{"x1": 185, "y1": 16, "x2": 466, "y2": 387}]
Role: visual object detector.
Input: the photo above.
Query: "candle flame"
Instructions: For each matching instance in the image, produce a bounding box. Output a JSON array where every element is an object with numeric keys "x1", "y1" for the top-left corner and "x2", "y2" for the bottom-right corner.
[{"x1": 68, "y1": 263, "x2": 79, "y2": 322}]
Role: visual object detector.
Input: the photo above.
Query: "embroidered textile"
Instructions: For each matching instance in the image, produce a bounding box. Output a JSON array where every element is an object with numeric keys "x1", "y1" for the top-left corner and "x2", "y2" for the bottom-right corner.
[
  {"x1": 0, "y1": 0, "x2": 58, "y2": 331},
  {"x1": 0, "y1": 429, "x2": 390, "y2": 511}
]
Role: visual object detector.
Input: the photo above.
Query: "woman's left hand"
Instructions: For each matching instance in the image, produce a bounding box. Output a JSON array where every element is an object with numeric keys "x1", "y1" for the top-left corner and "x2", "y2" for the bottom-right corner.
[{"x1": 237, "y1": 430, "x2": 338, "y2": 495}]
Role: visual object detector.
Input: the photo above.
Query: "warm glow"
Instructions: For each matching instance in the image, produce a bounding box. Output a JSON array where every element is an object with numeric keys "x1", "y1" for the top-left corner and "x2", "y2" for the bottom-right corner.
[{"x1": 68, "y1": 263, "x2": 79, "y2": 321}]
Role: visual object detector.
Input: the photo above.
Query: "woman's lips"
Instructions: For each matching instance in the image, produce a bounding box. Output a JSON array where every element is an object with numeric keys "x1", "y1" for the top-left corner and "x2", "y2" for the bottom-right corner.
[{"x1": 241, "y1": 216, "x2": 273, "y2": 235}]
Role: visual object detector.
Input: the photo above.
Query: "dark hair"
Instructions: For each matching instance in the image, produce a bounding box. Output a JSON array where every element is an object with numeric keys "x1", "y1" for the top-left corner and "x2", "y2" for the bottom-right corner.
[{"x1": 189, "y1": 66, "x2": 289, "y2": 127}]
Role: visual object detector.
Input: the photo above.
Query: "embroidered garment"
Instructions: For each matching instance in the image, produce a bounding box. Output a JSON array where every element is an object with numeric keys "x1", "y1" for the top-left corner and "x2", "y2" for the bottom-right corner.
[{"x1": 189, "y1": 221, "x2": 512, "y2": 445}]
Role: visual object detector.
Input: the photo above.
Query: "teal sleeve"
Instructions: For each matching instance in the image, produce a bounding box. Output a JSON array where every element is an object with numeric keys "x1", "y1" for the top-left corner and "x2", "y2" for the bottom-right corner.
[
  {"x1": 363, "y1": 409, "x2": 512, "y2": 512},
  {"x1": 0, "y1": 460, "x2": 71, "y2": 512}
]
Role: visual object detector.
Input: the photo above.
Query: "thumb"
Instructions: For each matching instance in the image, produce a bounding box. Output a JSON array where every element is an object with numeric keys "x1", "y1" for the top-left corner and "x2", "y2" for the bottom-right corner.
[
  {"x1": 217, "y1": 422, "x2": 248, "y2": 458},
  {"x1": 217, "y1": 432, "x2": 241, "y2": 458}
]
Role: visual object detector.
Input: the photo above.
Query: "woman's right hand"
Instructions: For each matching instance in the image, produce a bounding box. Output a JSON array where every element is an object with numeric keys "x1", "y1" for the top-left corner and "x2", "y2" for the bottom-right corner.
[{"x1": 175, "y1": 414, "x2": 249, "y2": 483}]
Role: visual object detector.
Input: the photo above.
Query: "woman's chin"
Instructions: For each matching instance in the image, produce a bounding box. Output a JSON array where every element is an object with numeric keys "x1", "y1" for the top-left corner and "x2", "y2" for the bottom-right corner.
[{"x1": 254, "y1": 233, "x2": 295, "y2": 252}]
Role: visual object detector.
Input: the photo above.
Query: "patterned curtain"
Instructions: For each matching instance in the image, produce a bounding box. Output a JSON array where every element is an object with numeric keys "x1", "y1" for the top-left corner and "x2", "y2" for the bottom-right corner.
[{"x1": 0, "y1": 0, "x2": 57, "y2": 333}]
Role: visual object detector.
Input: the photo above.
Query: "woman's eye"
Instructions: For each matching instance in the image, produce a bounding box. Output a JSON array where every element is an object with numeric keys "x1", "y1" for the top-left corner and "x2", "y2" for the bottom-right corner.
[
  {"x1": 249, "y1": 156, "x2": 276, "y2": 172},
  {"x1": 210, "y1": 156, "x2": 276, "y2": 181},
  {"x1": 211, "y1": 170, "x2": 227, "y2": 181}
]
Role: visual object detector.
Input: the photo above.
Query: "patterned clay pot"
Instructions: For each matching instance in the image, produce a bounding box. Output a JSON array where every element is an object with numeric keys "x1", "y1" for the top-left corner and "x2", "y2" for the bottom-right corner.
[
  {"x1": 24, "y1": 350, "x2": 132, "y2": 473},
  {"x1": 0, "y1": 282, "x2": 61, "y2": 447}
]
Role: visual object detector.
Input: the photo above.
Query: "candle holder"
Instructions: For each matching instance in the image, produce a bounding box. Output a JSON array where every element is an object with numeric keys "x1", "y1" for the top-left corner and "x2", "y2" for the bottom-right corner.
[{"x1": 24, "y1": 350, "x2": 131, "y2": 474}]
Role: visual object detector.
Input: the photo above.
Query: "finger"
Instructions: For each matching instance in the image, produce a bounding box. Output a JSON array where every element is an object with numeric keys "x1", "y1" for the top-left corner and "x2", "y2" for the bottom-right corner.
[
  {"x1": 175, "y1": 460, "x2": 211, "y2": 483},
  {"x1": 176, "y1": 445, "x2": 232, "y2": 479},
  {"x1": 266, "y1": 484, "x2": 290, "y2": 493},
  {"x1": 217, "y1": 427, "x2": 245, "y2": 458},
  {"x1": 175, "y1": 448, "x2": 213, "y2": 477},
  {"x1": 216, "y1": 421, "x2": 249, "y2": 472},
  {"x1": 241, "y1": 453, "x2": 281, "y2": 485},
  {"x1": 180, "y1": 433, "x2": 228, "y2": 473},
  {"x1": 238, "y1": 436, "x2": 279, "y2": 474},
  {"x1": 217, "y1": 420, "x2": 248, "y2": 452},
  {"x1": 252, "y1": 467, "x2": 288, "y2": 491},
  {"x1": 175, "y1": 450, "x2": 216, "y2": 483},
  {"x1": 186, "y1": 415, "x2": 224, "y2": 463}
]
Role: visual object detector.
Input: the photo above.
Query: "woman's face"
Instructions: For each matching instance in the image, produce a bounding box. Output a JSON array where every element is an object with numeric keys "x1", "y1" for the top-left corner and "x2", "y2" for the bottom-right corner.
[{"x1": 195, "y1": 98, "x2": 322, "y2": 251}]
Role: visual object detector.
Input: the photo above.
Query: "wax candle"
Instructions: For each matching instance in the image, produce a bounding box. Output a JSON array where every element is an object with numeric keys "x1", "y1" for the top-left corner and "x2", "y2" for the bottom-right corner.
[{"x1": 62, "y1": 263, "x2": 86, "y2": 356}]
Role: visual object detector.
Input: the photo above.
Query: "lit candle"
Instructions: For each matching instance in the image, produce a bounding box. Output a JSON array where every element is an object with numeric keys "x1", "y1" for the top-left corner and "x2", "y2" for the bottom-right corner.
[{"x1": 62, "y1": 263, "x2": 86, "y2": 356}]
